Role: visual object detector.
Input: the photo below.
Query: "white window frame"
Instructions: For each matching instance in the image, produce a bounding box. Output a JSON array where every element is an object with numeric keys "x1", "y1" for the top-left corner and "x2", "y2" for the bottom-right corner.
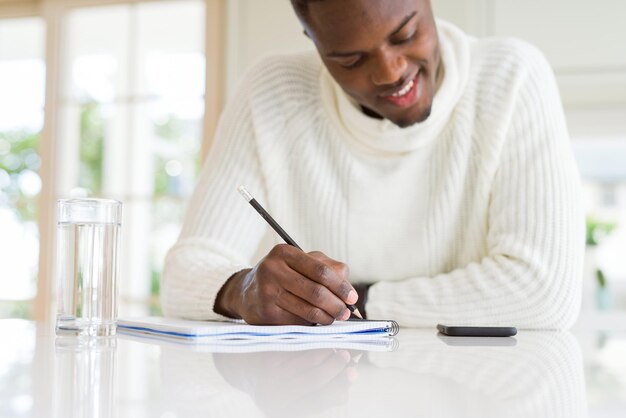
[{"x1": 0, "y1": 0, "x2": 225, "y2": 321}]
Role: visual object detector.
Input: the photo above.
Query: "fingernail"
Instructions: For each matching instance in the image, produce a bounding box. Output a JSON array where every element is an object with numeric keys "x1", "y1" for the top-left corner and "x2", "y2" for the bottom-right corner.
[
  {"x1": 341, "y1": 309, "x2": 351, "y2": 321},
  {"x1": 347, "y1": 289, "x2": 358, "y2": 305}
]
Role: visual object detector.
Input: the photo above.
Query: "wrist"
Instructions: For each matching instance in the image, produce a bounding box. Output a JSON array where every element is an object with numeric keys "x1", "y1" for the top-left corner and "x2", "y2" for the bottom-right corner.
[{"x1": 214, "y1": 269, "x2": 250, "y2": 319}]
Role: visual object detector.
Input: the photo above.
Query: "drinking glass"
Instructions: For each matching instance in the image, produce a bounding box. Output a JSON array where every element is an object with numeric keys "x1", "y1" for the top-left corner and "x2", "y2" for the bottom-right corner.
[{"x1": 56, "y1": 198, "x2": 122, "y2": 337}]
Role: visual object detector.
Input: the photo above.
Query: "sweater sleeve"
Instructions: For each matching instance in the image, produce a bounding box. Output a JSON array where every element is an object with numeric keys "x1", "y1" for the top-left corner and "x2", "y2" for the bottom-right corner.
[
  {"x1": 366, "y1": 45, "x2": 585, "y2": 330},
  {"x1": 160, "y1": 71, "x2": 268, "y2": 320}
]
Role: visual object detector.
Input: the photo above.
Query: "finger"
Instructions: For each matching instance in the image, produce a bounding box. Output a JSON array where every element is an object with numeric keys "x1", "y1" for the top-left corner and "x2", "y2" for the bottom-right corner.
[
  {"x1": 275, "y1": 289, "x2": 337, "y2": 325},
  {"x1": 308, "y1": 251, "x2": 350, "y2": 278},
  {"x1": 278, "y1": 270, "x2": 350, "y2": 320},
  {"x1": 283, "y1": 250, "x2": 357, "y2": 304},
  {"x1": 309, "y1": 253, "x2": 359, "y2": 308},
  {"x1": 245, "y1": 300, "x2": 312, "y2": 326},
  {"x1": 263, "y1": 246, "x2": 353, "y2": 317},
  {"x1": 271, "y1": 305, "x2": 314, "y2": 326}
]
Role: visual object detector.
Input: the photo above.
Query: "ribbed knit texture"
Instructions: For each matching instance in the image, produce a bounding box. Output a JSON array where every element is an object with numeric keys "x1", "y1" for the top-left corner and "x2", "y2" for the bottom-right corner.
[{"x1": 161, "y1": 21, "x2": 584, "y2": 329}]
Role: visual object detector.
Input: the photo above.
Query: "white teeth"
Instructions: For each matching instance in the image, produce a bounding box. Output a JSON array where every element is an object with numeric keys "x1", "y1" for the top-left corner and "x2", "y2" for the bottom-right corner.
[{"x1": 392, "y1": 79, "x2": 414, "y2": 97}]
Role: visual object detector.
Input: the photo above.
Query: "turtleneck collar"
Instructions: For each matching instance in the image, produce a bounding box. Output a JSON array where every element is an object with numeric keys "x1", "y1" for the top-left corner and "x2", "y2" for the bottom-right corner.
[{"x1": 319, "y1": 20, "x2": 471, "y2": 155}]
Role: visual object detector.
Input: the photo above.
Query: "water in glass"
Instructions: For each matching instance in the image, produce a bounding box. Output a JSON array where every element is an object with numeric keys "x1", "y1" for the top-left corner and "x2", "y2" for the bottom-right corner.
[{"x1": 56, "y1": 199, "x2": 121, "y2": 337}]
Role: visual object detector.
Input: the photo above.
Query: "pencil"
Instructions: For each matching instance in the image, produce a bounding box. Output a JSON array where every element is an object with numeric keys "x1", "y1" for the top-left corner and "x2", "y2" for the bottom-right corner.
[{"x1": 237, "y1": 185, "x2": 363, "y2": 320}]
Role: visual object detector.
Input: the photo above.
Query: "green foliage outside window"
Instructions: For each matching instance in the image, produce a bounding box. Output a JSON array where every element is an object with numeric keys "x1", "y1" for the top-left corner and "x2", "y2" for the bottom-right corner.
[
  {"x1": 0, "y1": 130, "x2": 40, "y2": 318},
  {"x1": 0, "y1": 130, "x2": 40, "y2": 222},
  {"x1": 586, "y1": 216, "x2": 618, "y2": 290},
  {"x1": 586, "y1": 216, "x2": 617, "y2": 247},
  {"x1": 79, "y1": 102, "x2": 104, "y2": 194}
]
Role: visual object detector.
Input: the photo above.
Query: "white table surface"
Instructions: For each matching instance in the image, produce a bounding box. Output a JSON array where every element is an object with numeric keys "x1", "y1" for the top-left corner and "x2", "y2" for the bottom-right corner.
[{"x1": 1, "y1": 319, "x2": 625, "y2": 418}]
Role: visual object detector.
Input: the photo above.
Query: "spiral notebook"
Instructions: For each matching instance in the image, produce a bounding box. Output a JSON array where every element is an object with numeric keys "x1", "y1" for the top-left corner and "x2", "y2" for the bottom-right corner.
[{"x1": 117, "y1": 317, "x2": 399, "y2": 342}]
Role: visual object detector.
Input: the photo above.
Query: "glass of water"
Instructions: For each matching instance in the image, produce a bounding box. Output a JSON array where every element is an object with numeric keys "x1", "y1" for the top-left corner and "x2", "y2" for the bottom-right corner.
[{"x1": 56, "y1": 198, "x2": 122, "y2": 337}]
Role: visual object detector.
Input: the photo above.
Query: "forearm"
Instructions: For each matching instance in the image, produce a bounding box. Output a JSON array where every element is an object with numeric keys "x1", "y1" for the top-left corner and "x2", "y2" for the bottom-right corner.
[
  {"x1": 160, "y1": 239, "x2": 250, "y2": 320},
  {"x1": 366, "y1": 249, "x2": 583, "y2": 329}
]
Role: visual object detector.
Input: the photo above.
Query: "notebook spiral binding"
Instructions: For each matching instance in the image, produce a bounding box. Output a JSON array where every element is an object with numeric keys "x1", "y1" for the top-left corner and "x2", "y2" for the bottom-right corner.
[
  {"x1": 386, "y1": 320, "x2": 400, "y2": 336},
  {"x1": 348, "y1": 318, "x2": 399, "y2": 336}
]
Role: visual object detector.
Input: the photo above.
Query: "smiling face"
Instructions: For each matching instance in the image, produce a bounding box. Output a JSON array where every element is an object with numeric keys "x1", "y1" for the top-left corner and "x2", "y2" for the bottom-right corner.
[{"x1": 295, "y1": 0, "x2": 441, "y2": 128}]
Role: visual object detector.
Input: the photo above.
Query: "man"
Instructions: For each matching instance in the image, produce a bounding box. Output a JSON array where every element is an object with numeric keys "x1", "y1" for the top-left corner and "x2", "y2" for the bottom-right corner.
[{"x1": 161, "y1": 0, "x2": 584, "y2": 328}]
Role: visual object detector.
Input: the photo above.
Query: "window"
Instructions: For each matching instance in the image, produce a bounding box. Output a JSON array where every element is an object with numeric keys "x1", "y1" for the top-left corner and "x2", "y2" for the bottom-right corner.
[
  {"x1": 56, "y1": 1, "x2": 206, "y2": 315},
  {"x1": 0, "y1": 17, "x2": 45, "y2": 318},
  {"x1": 574, "y1": 139, "x2": 626, "y2": 315},
  {"x1": 0, "y1": 0, "x2": 220, "y2": 320}
]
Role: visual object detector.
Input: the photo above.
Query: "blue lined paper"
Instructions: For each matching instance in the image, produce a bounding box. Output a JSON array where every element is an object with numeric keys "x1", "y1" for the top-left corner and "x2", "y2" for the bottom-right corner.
[{"x1": 117, "y1": 317, "x2": 399, "y2": 341}]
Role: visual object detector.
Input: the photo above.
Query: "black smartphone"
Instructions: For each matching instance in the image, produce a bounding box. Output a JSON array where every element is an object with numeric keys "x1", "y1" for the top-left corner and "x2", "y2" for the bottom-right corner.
[{"x1": 437, "y1": 324, "x2": 517, "y2": 337}]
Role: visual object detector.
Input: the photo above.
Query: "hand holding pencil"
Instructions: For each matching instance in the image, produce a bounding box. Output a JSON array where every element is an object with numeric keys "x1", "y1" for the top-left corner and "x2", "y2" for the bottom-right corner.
[{"x1": 213, "y1": 186, "x2": 362, "y2": 326}]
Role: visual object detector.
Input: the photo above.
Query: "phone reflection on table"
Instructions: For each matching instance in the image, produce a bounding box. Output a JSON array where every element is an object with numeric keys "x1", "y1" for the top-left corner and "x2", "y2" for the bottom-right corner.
[{"x1": 437, "y1": 334, "x2": 518, "y2": 347}]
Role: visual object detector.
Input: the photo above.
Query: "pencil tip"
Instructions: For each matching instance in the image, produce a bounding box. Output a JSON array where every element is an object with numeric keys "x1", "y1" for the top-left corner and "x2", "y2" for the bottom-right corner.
[{"x1": 352, "y1": 308, "x2": 363, "y2": 319}]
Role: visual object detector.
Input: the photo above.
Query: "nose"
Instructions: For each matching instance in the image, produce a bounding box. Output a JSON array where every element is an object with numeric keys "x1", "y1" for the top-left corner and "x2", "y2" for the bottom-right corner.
[{"x1": 371, "y1": 49, "x2": 407, "y2": 86}]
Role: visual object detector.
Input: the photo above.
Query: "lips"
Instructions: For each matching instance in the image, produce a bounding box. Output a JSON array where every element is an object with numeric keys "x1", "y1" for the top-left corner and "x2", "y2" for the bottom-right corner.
[{"x1": 380, "y1": 71, "x2": 420, "y2": 108}]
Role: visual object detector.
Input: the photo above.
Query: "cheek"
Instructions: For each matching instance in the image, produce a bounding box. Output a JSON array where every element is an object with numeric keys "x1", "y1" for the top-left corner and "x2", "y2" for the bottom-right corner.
[
  {"x1": 413, "y1": 29, "x2": 439, "y2": 65},
  {"x1": 326, "y1": 67, "x2": 373, "y2": 102}
]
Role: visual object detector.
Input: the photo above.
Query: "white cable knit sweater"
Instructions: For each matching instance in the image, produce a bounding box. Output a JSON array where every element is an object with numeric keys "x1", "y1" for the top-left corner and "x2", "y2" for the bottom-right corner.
[{"x1": 161, "y1": 21, "x2": 584, "y2": 329}]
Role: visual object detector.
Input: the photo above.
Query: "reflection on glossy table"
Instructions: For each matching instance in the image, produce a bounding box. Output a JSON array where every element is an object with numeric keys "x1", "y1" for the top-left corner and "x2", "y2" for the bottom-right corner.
[{"x1": 1, "y1": 319, "x2": 625, "y2": 418}]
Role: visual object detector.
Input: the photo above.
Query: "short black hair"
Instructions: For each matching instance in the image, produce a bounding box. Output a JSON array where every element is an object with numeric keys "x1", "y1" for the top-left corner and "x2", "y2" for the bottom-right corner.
[{"x1": 290, "y1": 0, "x2": 326, "y2": 19}]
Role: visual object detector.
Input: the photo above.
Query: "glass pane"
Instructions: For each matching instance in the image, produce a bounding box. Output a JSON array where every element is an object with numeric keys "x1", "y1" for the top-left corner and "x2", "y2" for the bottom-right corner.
[
  {"x1": 62, "y1": 5, "x2": 131, "y2": 103},
  {"x1": 150, "y1": 197, "x2": 187, "y2": 314},
  {"x1": 56, "y1": 103, "x2": 129, "y2": 198},
  {"x1": 573, "y1": 140, "x2": 626, "y2": 315},
  {"x1": 142, "y1": 99, "x2": 204, "y2": 198},
  {"x1": 56, "y1": 1, "x2": 206, "y2": 309},
  {"x1": 0, "y1": 17, "x2": 45, "y2": 306},
  {"x1": 125, "y1": 99, "x2": 203, "y2": 306},
  {"x1": 136, "y1": 1, "x2": 205, "y2": 98}
]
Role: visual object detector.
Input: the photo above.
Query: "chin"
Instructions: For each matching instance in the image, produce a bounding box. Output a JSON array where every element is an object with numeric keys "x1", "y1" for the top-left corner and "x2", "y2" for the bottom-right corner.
[{"x1": 390, "y1": 105, "x2": 432, "y2": 128}]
